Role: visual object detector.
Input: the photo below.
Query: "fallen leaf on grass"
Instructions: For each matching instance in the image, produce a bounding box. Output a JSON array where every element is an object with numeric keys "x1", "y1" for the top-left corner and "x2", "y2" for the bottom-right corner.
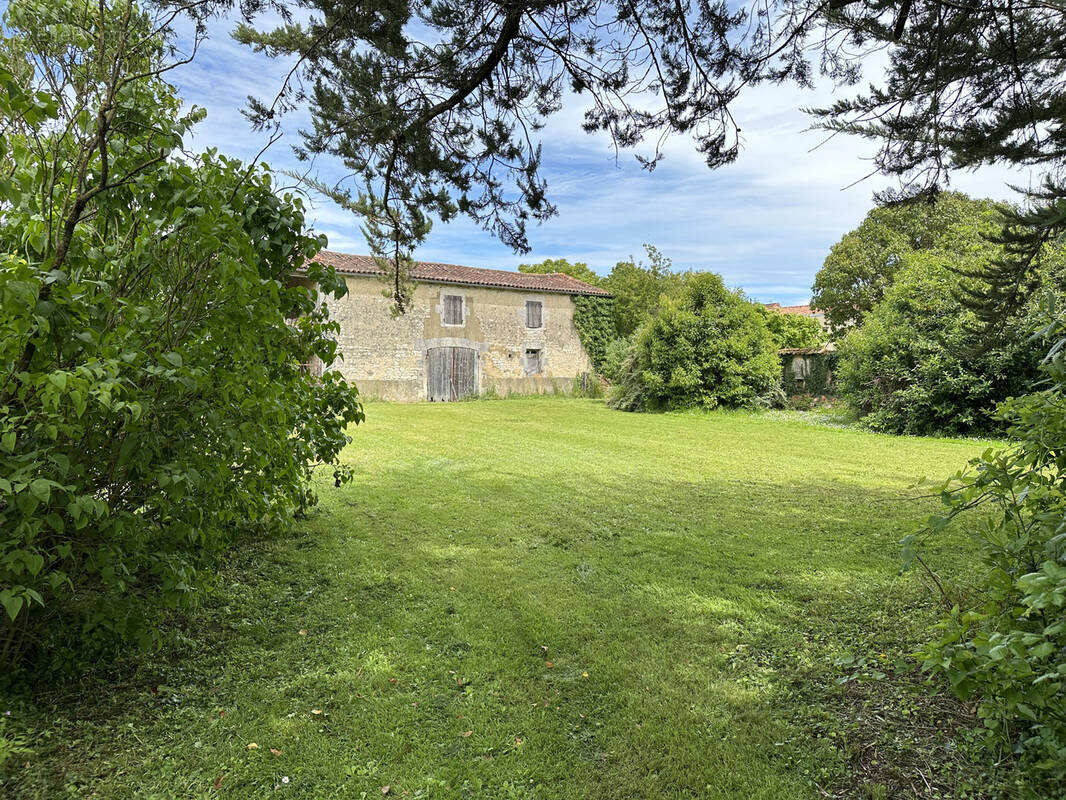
[
  {"x1": 311, "y1": 709, "x2": 322, "y2": 715},
  {"x1": 270, "y1": 748, "x2": 282, "y2": 756},
  {"x1": 247, "y1": 742, "x2": 259, "y2": 750},
  {"x1": 213, "y1": 774, "x2": 224, "y2": 790},
  {"x1": 298, "y1": 629, "x2": 308, "y2": 636},
  {"x1": 381, "y1": 785, "x2": 390, "y2": 795},
  {"x1": 545, "y1": 661, "x2": 553, "y2": 668},
  {"x1": 461, "y1": 731, "x2": 472, "y2": 737}
]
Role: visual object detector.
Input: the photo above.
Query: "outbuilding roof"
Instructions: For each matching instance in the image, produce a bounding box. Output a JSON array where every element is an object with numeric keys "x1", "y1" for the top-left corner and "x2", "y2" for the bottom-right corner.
[{"x1": 311, "y1": 250, "x2": 612, "y2": 297}]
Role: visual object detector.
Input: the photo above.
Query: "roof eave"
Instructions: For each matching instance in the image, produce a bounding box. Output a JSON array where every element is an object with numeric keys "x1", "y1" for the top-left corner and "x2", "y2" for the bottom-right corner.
[
  {"x1": 296, "y1": 266, "x2": 612, "y2": 297},
  {"x1": 411, "y1": 274, "x2": 612, "y2": 297}
]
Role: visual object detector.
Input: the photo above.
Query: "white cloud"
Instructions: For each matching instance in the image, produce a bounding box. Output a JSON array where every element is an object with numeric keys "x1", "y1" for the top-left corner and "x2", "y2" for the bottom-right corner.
[{"x1": 168, "y1": 18, "x2": 1036, "y2": 305}]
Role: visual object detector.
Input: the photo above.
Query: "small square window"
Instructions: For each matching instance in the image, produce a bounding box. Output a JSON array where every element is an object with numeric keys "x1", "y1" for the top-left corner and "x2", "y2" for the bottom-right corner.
[
  {"x1": 525, "y1": 300, "x2": 543, "y2": 329},
  {"x1": 524, "y1": 348, "x2": 543, "y2": 375},
  {"x1": 442, "y1": 294, "x2": 463, "y2": 325}
]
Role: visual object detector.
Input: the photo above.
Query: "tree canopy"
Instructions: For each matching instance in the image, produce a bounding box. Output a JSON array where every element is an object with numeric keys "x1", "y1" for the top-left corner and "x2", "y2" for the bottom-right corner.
[
  {"x1": 811, "y1": 193, "x2": 1005, "y2": 334},
  {"x1": 603, "y1": 246, "x2": 688, "y2": 338},
  {"x1": 836, "y1": 251, "x2": 1057, "y2": 436},
  {"x1": 518, "y1": 258, "x2": 603, "y2": 287},
  {"x1": 756, "y1": 306, "x2": 827, "y2": 350}
]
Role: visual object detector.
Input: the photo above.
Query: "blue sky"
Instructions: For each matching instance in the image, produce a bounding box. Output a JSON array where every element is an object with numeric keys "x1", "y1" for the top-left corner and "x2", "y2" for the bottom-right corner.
[{"x1": 172, "y1": 18, "x2": 1035, "y2": 305}]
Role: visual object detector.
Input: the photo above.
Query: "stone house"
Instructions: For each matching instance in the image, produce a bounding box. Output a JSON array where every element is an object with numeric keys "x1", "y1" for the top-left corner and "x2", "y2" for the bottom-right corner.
[{"x1": 301, "y1": 250, "x2": 611, "y2": 401}]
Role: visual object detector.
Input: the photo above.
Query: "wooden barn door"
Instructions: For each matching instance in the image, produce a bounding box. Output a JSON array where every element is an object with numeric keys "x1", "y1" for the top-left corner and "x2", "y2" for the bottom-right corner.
[{"x1": 426, "y1": 347, "x2": 478, "y2": 401}]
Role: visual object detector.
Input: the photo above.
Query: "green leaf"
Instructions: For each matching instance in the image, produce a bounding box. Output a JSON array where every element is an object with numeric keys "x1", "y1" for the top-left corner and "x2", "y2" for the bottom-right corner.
[
  {"x1": 24, "y1": 551, "x2": 44, "y2": 577},
  {"x1": 0, "y1": 591, "x2": 23, "y2": 622},
  {"x1": 29, "y1": 478, "x2": 52, "y2": 503},
  {"x1": 1030, "y1": 642, "x2": 1056, "y2": 659}
]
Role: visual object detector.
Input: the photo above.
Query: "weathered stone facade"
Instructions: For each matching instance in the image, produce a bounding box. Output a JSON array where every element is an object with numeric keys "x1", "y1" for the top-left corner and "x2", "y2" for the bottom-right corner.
[{"x1": 323, "y1": 273, "x2": 597, "y2": 401}]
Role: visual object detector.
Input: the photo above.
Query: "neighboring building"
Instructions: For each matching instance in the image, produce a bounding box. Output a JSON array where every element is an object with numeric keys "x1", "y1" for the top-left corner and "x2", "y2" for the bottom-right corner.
[
  {"x1": 763, "y1": 302, "x2": 828, "y2": 329},
  {"x1": 300, "y1": 250, "x2": 610, "y2": 401}
]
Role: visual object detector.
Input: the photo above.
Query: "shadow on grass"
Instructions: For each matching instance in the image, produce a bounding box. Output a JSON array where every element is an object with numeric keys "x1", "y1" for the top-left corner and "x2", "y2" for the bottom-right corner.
[{"x1": 6, "y1": 464, "x2": 1012, "y2": 800}]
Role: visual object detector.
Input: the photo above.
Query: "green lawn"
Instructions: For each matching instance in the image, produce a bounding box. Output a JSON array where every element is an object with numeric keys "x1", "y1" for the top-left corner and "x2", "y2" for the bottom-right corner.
[{"x1": 7, "y1": 399, "x2": 1021, "y2": 798}]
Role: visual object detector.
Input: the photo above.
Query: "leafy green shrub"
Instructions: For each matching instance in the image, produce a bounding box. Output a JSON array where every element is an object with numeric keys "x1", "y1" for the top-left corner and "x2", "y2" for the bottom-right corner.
[
  {"x1": 609, "y1": 272, "x2": 780, "y2": 411},
  {"x1": 0, "y1": 0, "x2": 362, "y2": 669},
  {"x1": 837, "y1": 252, "x2": 1052, "y2": 436},
  {"x1": 600, "y1": 334, "x2": 635, "y2": 384},
  {"x1": 907, "y1": 316, "x2": 1066, "y2": 785}
]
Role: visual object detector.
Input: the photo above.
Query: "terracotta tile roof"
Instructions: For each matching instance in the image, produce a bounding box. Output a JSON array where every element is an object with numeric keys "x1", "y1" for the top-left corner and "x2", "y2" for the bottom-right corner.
[
  {"x1": 764, "y1": 302, "x2": 821, "y2": 316},
  {"x1": 310, "y1": 250, "x2": 612, "y2": 297}
]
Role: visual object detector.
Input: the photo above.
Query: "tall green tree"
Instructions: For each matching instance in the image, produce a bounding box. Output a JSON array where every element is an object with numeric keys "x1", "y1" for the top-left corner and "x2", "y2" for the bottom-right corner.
[
  {"x1": 518, "y1": 258, "x2": 603, "y2": 286},
  {"x1": 811, "y1": 193, "x2": 1003, "y2": 334},
  {"x1": 0, "y1": 0, "x2": 361, "y2": 669},
  {"x1": 836, "y1": 251, "x2": 1058, "y2": 436},
  {"x1": 603, "y1": 246, "x2": 688, "y2": 338}
]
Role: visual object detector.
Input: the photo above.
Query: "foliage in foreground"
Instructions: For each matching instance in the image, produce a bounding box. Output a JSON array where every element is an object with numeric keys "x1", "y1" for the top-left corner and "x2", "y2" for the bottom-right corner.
[
  {"x1": 609, "y1": 272, "x2": 780, "y2": 411},
  {"x1": 905, "y1": 318, "x2": 1066, "y2": 786},
  {"x1": 0, "y1": 0, "x2": 362, "y2": 670},
  {"x1": 836, "y1": 251, "x2": 1056, "y2": 436}
]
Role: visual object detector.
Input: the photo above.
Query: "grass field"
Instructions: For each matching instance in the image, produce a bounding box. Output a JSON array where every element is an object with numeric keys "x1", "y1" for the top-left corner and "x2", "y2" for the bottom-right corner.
[{"x1": 5, "y1": 399, "x2": 1023, "y2": 799}]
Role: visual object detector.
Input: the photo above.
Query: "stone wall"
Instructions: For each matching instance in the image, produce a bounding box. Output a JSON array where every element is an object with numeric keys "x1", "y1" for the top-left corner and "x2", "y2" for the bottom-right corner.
[{"x1": 324, "y1": 275, "x2": 593, "y2": 401}]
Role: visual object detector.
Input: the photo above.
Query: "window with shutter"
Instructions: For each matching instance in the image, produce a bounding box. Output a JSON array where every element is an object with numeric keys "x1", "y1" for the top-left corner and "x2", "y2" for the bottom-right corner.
[
  {"x1": 442, "y1": 294, "x2": 463, "y2": 325},
  {"x1": 525, "y1": 300, "x2": 543, "y2": 328}
]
